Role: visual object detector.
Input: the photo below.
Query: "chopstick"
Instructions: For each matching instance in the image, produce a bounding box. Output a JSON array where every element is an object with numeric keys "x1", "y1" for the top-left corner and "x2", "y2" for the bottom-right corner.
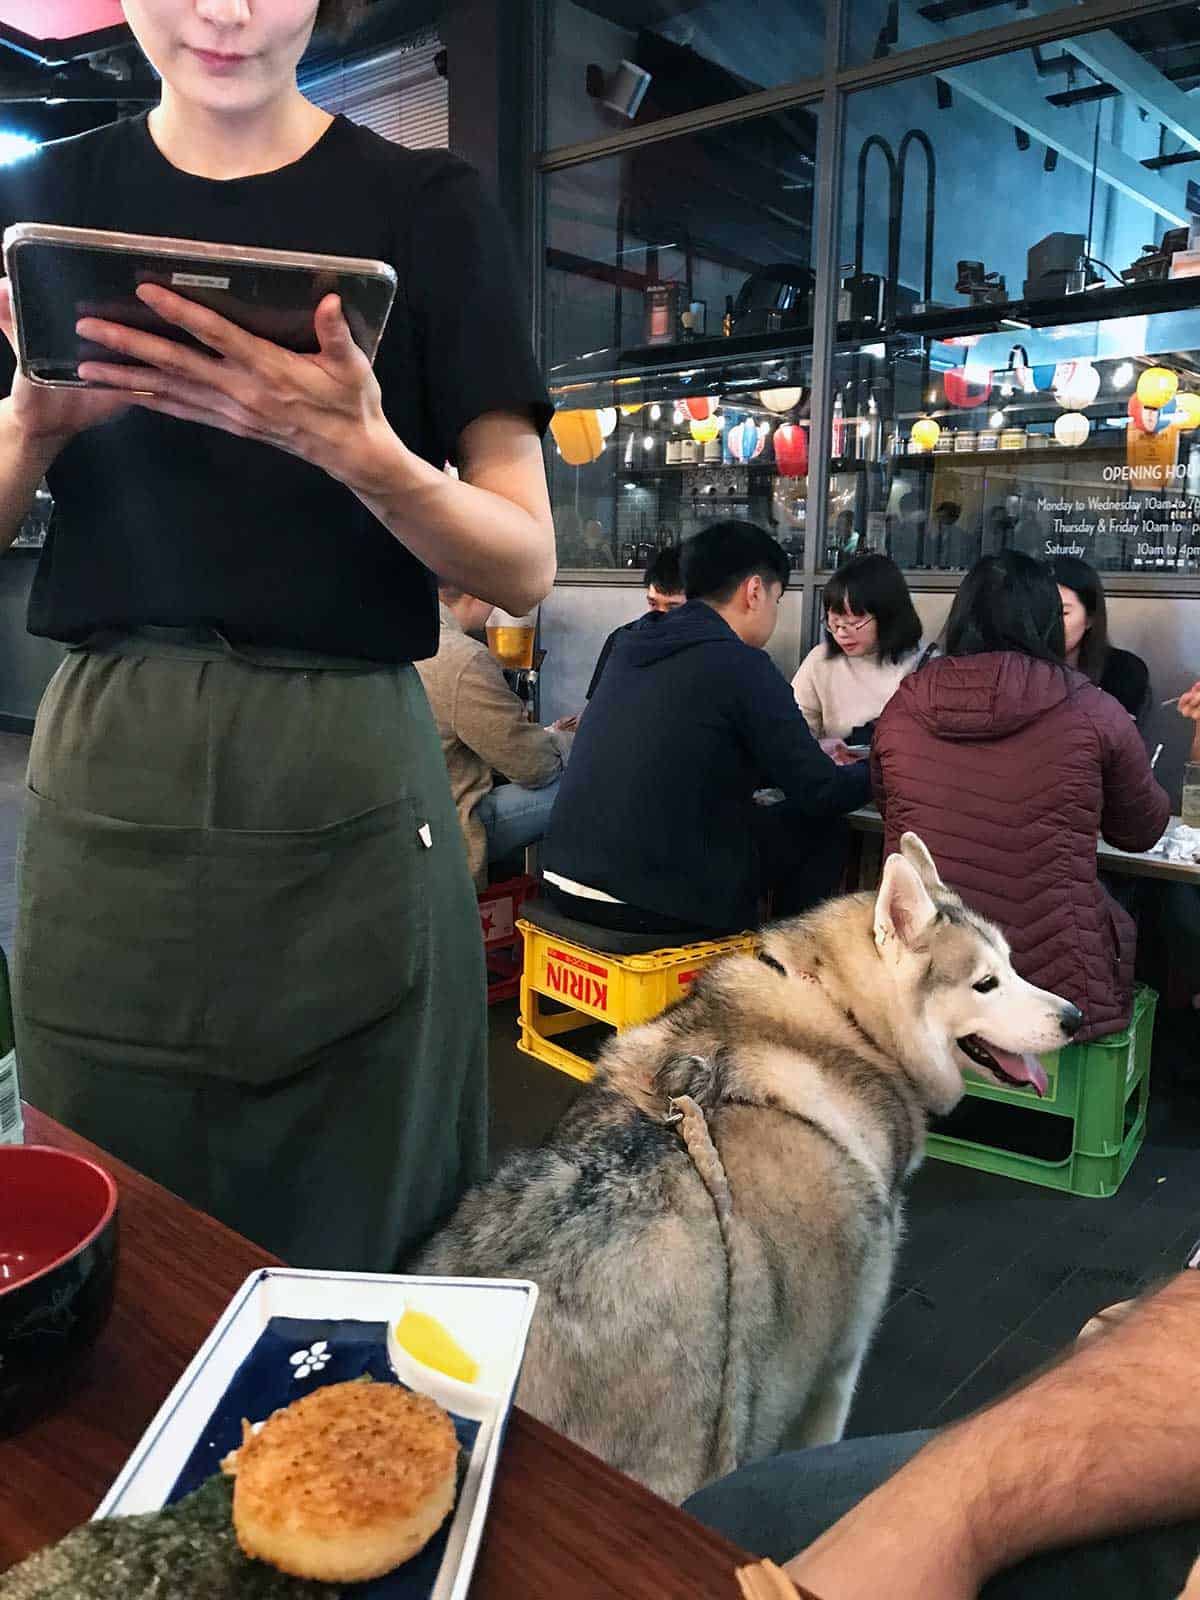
[
  {"x1": 1151, "y1": 743, "x2": 1164, "y2": 769},
  {"x1": 736, "y1": 1559, "x2": 824, "y2": 1600},
  {"x1": 1162, "y1": 696, "x2": 1181, "y2": 707}
]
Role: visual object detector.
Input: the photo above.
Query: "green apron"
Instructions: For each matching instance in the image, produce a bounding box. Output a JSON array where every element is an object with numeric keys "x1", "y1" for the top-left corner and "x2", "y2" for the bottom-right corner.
[{"x1": 14, "y1": 627, "x2": 487, "y2": 1271}]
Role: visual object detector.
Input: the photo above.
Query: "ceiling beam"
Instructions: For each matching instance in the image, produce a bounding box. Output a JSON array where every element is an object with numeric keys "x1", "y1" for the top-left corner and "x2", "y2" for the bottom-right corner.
[
  {"x1": 891, "y1": 0, "x2": 1188, "y2": 223},
  {"x1": 1060, "y1": 26, "x2": 1200, "y2": 155},
  {"x1": 1015, "y1": 0, "x2": 1200, "y2": 153},
  {"x1": 938, "y1": 49, "x2": 1187, "y2": 223}
]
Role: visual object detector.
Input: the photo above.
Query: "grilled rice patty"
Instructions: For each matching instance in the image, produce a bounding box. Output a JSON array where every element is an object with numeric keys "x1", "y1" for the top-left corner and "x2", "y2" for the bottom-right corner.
[{"x1": 227, "y1": 1382, "x2": 458, "y2": 1583}]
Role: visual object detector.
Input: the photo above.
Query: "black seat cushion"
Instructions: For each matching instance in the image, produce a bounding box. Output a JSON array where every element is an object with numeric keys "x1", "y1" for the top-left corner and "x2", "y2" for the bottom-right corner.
[{"x1": 519, "y1": 898, "x2": 719, "y2": 957}]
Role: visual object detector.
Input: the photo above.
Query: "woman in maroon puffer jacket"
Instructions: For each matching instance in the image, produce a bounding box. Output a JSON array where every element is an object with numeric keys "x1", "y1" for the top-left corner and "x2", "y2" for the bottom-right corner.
[{"x1": 872, "y1": 551, "x2": 1169, "y2": 1041}]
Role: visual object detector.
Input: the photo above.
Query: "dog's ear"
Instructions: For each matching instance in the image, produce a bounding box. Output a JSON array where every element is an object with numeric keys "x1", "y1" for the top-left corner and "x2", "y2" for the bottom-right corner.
[
  {"x1": 654, "y1": 1050, "x2": 728, "y2": 1111},
  {"x1": 899, "y1": 832, "x2": 943, "y2": 892},
  {"x1": 874, "y1": 852, "x2": 938, "y2": 954}
]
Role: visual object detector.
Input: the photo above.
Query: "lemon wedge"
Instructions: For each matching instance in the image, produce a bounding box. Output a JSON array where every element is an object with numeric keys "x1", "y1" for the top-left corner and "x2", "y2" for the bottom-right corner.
[{"x1": 394, "y1": 1309, "x2": 480, "y2": 1384}]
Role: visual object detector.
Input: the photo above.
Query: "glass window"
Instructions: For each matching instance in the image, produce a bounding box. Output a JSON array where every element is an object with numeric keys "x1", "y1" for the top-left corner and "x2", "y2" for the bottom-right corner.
[
  {"x1": 844, "y1": 0, "x2": 1078, "y2": 69},
  {"x1": 544, "y1": 108, "x2": 818, "y2": 568},
  {"x1": 823, "y1": 5, "x2": 1200, "y2": 575},
  {"x1": 545, "y1": 0, "x2": 824, "y2": 150}
]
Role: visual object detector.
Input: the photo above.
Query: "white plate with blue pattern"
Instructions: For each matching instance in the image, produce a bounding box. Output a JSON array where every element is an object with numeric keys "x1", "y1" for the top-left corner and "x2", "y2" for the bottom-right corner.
[{"x1": 93, "y1": 1267, "x2": 538, "y2": 1600}]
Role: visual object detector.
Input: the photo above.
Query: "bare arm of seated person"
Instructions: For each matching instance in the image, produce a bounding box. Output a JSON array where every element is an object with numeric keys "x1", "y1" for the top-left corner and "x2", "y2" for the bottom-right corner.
[
  {"x1": 784, "y1": 1272, "x2": 1200, "y2": 1600},
  {"x1": 453, "y1": 653, "x2": 564, "y2": 791}
]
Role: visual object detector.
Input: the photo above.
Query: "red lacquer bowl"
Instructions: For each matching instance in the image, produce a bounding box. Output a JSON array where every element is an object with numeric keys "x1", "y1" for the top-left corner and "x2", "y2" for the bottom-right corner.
[{"x1": 0, "y1": 1144, "x2": 118, "y2": 1431}]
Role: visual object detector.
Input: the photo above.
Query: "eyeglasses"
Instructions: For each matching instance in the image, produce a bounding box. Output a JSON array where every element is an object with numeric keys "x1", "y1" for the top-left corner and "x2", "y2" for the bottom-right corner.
[{"x1": 826, "y1": 612, "x2": 874, "y2": 636}]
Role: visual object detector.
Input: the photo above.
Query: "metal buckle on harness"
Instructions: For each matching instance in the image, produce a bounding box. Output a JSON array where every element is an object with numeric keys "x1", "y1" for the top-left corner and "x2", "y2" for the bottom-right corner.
[{"x1": 663, "y1": 1096, "x2": 685, "y2": 1126}]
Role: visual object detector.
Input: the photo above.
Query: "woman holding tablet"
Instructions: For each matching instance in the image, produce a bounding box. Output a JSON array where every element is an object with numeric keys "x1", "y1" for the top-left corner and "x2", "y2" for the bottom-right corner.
[{"x1": 0, "y1": 0, "x2": 555, "y2": 1268}]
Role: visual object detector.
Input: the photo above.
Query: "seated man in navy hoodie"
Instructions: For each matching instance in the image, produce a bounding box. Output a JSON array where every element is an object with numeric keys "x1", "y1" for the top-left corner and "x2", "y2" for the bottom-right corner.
[{"x1": 542, "y1": 521, "x2": 872, "y2": 935}]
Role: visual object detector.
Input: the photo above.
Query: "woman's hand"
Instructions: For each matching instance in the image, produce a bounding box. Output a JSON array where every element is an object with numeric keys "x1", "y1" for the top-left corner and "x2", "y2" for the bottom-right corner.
[
  {"x1": 1177, "y1": 681, "x2": 1200, "y2": 721},
  {"x1": 819, "y1": 738, "x2": 864, "y2": 766},
  {"x1": 74, "y1": 284, "x2": 395, "y2": 490},
  {"x1": 0, "y1": 279, "x2": 130, "y2": 449}
]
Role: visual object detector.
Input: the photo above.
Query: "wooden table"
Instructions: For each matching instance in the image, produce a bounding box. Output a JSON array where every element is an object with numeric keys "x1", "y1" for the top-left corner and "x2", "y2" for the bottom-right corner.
[
  {"x1": 848, "y1": 805, "x2": 1200, "y2": 885},
  {"x1": 2, "y1": 1107, "x2": 752, "y2": 1597}
]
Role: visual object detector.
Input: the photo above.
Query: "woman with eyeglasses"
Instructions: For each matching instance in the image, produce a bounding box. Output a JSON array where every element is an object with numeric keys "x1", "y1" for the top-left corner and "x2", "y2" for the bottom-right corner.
[{"x1": 791, "y1": 553, "x2": 930, "y2": 746}]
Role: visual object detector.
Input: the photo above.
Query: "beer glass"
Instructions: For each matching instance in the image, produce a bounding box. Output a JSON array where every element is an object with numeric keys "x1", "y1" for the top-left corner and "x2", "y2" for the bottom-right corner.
[{"x1": 486, "y1": 607, "x2": 537, "y2": 671}]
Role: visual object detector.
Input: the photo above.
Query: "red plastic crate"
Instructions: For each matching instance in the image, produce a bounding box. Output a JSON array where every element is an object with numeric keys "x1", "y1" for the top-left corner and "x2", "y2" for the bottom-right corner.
[{"x1": 478, "y1": 874, "x2": 538, "y2": 1005}]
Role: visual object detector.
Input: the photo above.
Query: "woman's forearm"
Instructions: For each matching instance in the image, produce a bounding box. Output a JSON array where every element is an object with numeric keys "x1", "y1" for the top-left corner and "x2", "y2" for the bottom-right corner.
[
  {"x1": 348, "y1": 419, "x2": 556, "y2": 616},
  {"x1": 0, "y1": 400, "x2": 62, "y2": 551}
]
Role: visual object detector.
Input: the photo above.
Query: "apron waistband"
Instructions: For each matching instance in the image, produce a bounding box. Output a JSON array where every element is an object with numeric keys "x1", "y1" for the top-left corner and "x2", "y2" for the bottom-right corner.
[{"x1": 71, "y1": 625, "x2": 401, "y2": 675}]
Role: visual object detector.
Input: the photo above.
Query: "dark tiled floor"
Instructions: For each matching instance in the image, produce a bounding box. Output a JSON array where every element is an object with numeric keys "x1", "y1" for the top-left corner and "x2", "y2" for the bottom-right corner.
[
  {"x1": 4, "y1": 720, "x2": 1199, "y2": 1442},
  {"x1": 488, "y1": 992, "x2": 1200, "y2": 1443}
]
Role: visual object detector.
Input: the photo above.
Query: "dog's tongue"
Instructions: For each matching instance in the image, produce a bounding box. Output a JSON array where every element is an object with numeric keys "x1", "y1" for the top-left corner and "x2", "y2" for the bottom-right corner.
[{"x1": 986, "y1": 1044, "x2": 1049, "y2": 1098}]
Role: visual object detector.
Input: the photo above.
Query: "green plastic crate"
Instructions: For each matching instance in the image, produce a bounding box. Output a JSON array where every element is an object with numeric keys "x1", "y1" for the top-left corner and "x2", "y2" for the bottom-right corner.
[{"x1": 926, "y1": 984, "x2": 1157, "y2": 1198}]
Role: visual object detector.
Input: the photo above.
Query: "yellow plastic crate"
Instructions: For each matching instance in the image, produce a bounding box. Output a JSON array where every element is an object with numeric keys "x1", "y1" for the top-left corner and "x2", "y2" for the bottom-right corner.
[{"x1": 517, "y1": 918, "x2": 758, "y2": 1081}]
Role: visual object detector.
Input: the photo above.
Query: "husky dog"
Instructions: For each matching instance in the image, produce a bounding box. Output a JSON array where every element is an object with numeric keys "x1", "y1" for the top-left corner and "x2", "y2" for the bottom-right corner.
[{"x1": 418, "y1": 834, "x2": 1082, "y2": 1504}]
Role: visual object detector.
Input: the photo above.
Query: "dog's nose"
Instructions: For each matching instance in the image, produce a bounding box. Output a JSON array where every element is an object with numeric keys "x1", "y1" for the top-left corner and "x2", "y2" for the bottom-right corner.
[{"x1": 1059, "y1": 1002, "x2": 1084, "y2": 1037}]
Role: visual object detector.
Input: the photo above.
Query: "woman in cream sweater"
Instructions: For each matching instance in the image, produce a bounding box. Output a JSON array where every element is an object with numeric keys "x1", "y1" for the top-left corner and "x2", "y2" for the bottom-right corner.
[{"x1": 792, "y1": 553, "x2": 930, "y2": 741}]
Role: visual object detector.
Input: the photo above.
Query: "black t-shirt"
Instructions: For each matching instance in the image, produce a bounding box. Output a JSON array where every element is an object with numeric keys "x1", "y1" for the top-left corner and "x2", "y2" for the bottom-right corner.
[
  {"x1": 0, "y1": 114, "x2": 551, "y2": 662},
  {"x1": 1099, "y1": 646, "x2": 1150, "y2": 719}
]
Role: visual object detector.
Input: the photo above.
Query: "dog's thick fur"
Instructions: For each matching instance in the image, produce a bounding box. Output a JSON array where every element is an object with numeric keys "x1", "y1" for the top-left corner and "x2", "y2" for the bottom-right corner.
[{"x1": 418, "y1": 836, "x2": 1080, "y2": 1504}]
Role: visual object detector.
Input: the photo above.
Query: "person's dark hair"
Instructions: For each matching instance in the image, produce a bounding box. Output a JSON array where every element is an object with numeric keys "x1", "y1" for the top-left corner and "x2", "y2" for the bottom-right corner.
[
  {"x1": 682, "y1": 521, "x2": 790, "y2": 603},
  {"x1": 1049, "y1": 554, "x2": 1109, "y2": 683},
  {"x1": 315, "y1": 0, "x2": 366, "y2": 38},
  {"x1": 935, "y1": 501, "x2": 961, "y2": 522},
  {"x1": 945, "y1": 550, "x2": 1066, "y2": 663},
  {"x1": 644, "y1": 545, "x2": 683, "y2": 594},
  {"x1": 822, "y1": 553, "x2": 922, "y2": 665}
]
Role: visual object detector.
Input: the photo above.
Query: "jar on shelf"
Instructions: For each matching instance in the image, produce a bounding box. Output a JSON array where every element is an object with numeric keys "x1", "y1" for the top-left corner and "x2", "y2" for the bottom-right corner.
[{"x1": 954, "y1": 431, "x2": 978, "y2": 453}]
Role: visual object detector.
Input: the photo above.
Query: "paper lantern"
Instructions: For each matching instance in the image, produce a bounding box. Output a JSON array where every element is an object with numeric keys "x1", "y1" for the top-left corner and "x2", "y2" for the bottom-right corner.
[
  {"x1": 759, "y1": 386, "x2": 803, "y2": 413},
  {"x1": 1174, "y1": 392, "x2": 1200, "y2": 430},
  {"x1": 773, "y1": 422, "x2": 808, "y2": 478},
  {"x1": 549, "y1": 409, "x2": 604, "y2": 466},
  {"x1": 1054, "y1": 412, "x2": 1090, "y2": 448},
  {"x1": 596, "y1": 407, "x2": 618, "y2": 438},
  {"x1": 910, "y1": 417, "x2": 941, "y2": 451},
  {"x1": 1128, "y1": 394, "x2": 1178, "y2": 436},
  {"x1": 943, "y1": 365, "x2": 992, "y2": 408},
  {"x1": 619, "y1": 403, "x2": 643, "y2": 416},
  {"x1": 1053, "y1": 360, "x2": 1100, "y2": 411},
  {"x1": 690, "y1": 414, "x2": 722, "y2": 444},
  {"x1": 728, "y1": 418, "x2": 767, "y2": 462},
  {"x1": 685, "y1": 397, "x2": 719, "y2": 421},
  {"x1": 1137, "y1": 366, "x2": 1178, "y2": 410}
]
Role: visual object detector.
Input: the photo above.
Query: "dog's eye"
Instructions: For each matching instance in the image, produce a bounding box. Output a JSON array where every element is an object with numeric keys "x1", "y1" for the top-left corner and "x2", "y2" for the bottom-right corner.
[{"x1": 973, "y1": 976, "x2": 999, "y2": 994}]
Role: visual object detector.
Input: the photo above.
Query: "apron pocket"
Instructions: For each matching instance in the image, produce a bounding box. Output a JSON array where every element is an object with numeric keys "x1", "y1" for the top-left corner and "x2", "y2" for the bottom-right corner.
[
  {"x1": 17, "y1": 783, "x2": 206, "y2": 1054},
  {"x1": 200, "y1": 796, "x2": 429, "y2": 1083},
  {"x1": 17, "y1": 786, "x2": 431, "y2": 1086}
]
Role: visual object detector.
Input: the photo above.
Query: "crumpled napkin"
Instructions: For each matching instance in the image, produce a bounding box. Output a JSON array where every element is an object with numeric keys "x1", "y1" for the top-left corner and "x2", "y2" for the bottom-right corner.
[{"x1": 1148, "y1": 823, "x2": 1200, "y2": 863}]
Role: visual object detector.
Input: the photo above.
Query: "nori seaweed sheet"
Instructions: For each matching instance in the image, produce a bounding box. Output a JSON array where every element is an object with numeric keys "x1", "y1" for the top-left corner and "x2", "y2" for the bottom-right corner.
[{"x1": 0, "y1": 1473, "x2": 330, "y2": 1599}]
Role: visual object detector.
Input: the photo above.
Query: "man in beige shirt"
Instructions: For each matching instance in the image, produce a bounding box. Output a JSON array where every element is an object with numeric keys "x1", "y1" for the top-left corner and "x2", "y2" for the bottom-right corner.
[{"x1": 416, "y1": 584, "x2": 571, "y2": 888}]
